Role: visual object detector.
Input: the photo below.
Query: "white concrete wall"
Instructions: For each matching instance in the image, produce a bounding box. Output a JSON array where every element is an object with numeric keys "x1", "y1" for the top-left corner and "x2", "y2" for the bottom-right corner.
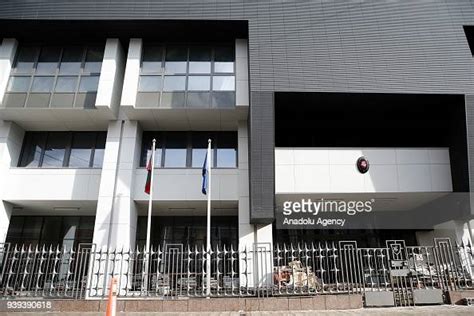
[
  {"x1": 96, "y1": 38, "x2": 125, "y2": 117},
  {"x1": 235, "y1": 39, "x2": 249, "y2": 107},
  {"x1": 3, "y1": 169, "x2": 101, "y2": 201},
  {"x1": 0, "y1": 39, "x2": 18, "y2": 107},
  {"x1": 275, "y1": 148, "x2": 452, "y2": 193},
  {"x1": 133, "y1": 168, "x2": 238, "y2": 201},
  {"x1": 120, "y1": 39, "x2": 141, "y2": 109},
  {"x1": 93, "y1": 120, "x2": 141, "y2": 250},
  {"x1": 0, "y1": 121, "x2": 24, "y2": 243}
]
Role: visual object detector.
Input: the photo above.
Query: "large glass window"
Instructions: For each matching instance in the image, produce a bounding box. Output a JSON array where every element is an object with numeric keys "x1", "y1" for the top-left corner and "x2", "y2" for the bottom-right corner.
[
  {"x1": 140, "y1": 131, "x2": 237, "y2": 168},
  {"x1": 136, "y1": 43, "x2": 236, "y2": 108},
  {"x1": 42, "y1": 132, "x2": 68, "y2": 167},
  {"x1": 7, "y1": 76, "x2": 31, "y2": 92},
  {"x1": 19, "y1": 131, "x2": 106, "y2": 168},
  {"x1": 163, "y1": 132, "x2": 187, "y2": 167},
  {"x1": 36, "y1": 46, "x2": 61, "y2": 74},
  {"x1": 6, "y1": 216, "x2": 95, "y2": 247},
  {"x1": 4, "y1": 43, "x2": 104, "y2": 108}
]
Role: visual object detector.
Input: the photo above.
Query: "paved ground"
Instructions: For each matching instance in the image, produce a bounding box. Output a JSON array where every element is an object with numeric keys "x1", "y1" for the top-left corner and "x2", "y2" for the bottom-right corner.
[{"x1": 1, "y1": 305, "x2": 474, "y2": 316}]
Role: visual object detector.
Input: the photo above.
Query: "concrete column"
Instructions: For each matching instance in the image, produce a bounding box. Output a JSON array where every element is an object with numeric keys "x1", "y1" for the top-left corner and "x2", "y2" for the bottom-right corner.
[
  {"x1": 0, "y1": 38, "x2": 18, "y2": 107},
  {"x1": 93, "y1": 120, "x2": 141, "y2": 251},
  {"x1": 120, "y1": 39, "x2": 142, "y2": 110},
  {"x1": 235, "y1": 39, "x2": 249, "y2": 108},
  {"x1": 237, "y1": 120, "x2": 255, "y2": 287},
  {"x1": 0, "y1": 121, "x2": 24, "y2": 243},
  {"x1": 96, "y1": 38, "x2": 125, "y2": 118},
  {"x1": 91, "y1": 120, "x2": 141, "y2": 296}
]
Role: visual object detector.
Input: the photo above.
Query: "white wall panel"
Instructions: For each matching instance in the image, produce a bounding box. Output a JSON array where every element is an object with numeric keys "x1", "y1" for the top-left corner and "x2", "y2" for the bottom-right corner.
[{"x1": 275, "y1": 148, "x2": 452, "y2": 194}]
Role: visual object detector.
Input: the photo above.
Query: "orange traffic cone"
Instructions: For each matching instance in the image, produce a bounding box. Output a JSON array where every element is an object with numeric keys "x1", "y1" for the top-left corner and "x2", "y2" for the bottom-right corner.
[{"x1": 105, "y1": 277, "x2": 118, "y2": 316}]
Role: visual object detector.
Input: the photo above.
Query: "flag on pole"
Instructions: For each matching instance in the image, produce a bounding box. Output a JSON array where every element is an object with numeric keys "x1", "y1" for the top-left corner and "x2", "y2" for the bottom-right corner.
[
  {"x1": 144, "y1": 154, "x2": 152, "y2": 194},
  {"x1": 201, "y1": 152, "x2": 208, "y2": 195}
]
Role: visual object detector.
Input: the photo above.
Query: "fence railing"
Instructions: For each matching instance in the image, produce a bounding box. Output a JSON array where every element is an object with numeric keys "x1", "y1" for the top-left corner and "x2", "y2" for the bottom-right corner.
[{"x1": 0, "y1": 238, "x2": 473, "y2": 300}]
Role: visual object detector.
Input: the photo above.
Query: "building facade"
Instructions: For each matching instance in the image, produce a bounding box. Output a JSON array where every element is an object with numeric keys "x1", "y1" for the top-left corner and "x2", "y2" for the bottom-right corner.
[{"x1": 0, "y1": 0, "x2": 474, "y2": 254}]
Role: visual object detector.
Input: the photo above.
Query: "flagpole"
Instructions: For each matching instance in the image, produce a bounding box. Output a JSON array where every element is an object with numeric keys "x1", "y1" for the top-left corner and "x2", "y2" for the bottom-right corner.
[
  {"x1": 206, "y1": 139, "x2": 212, "y2": 297},
  {"x1": 144, "y1": 138, "x2": 156, "y2": 292}
]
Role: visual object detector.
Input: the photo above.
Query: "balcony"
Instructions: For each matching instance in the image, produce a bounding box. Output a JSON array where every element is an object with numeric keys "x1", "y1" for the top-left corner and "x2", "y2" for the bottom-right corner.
[{"x1": 0, "y1": 39, "x2": 123, "y2": 129}]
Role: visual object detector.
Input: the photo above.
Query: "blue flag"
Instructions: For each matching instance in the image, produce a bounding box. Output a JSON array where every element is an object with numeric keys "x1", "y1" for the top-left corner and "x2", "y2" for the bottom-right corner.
[{"x1": 201, "y1": 152, "x2": 208, "y2": 195}]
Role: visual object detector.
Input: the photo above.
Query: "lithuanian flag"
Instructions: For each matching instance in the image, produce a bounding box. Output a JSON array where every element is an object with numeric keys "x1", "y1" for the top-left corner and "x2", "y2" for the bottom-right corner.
[{"x1": 144, "y1": 156, "x2": 152, "y2": 194}]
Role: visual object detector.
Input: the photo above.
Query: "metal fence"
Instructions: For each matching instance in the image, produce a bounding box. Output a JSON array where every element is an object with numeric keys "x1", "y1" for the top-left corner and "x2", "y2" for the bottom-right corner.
[{"x1": 0, "y1": 238, "x2": 473, "y2": 302}]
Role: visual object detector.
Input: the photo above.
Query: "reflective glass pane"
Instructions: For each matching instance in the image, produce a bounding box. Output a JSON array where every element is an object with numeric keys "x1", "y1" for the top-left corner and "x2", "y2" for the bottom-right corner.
[
  {"x1": 192, "y1": 132, "x2": 213, "y2": 167},
  {"x1": 19, "y1": 132, "x2": 46, "y2": 167},
  {"x1": 31, "y1": 76, "x2": 54, "y2": 92},
  {"x1": 138, "y1": 76, "x2": 161, "y2": 92},
  {"x1": 163, "y1": 76, "x2": 186, "y2": 91},
  {"x1": 41, "y1": 217, "x2": 62, "y2": 244},
  {"x1": 69, "y1": 133, "x2": 94, "y2": 167},
  {"x1": 142, "y1": 45, "x2": 163, "y2": 73},
  {"x1": 42, "y1": 132, "x2": 68, "y2": 167},
  {"x1": 59, "y1": 46, "x2": 83, "y2": 74},
  {"x1": 188, "y1": 76, "x2": 210, "y2": 91},
  {"x1": 36, "y1": 46, "x2": 61, "y2": 74},
  {"x1": 217, "y1": 148, "x2": 237, "y2": 167},
  {"x1": 55, "y1": 77, "x2": 78, "y2": 92},
  {"x1": 164, "y1": 133, "x2": 187, "y2": 167},
  {"x1": 7, "y1": 76, "x2": 31, "y2": 92},
  {"x1": 14, "y1": 46, "x2": 38, "y2": 72},
  {"x1": 213, "y1": 76, "x2": 235, "y2": 91},
  {"x1": 93, "y1": 133, "x2": 106, "y2": 168},
  {"x1": 214, "y1": 46, "x2": 234, "y2": 61},
  {"x1": 187, "y1": 92, "x2": 210, "y2": 107},
  {"x1": 214, "y1": 62, "x2": 234, "y2": 73},
  {"x1": 79, "y1": 76, "x2": 99, "y2": 92},
  {"x1": 84, "y1": 46, "x2": 103, "y2": 73},
  {"x1": 22, "y1": 217, "x2": 43, "y2": 241},
  {"x1": 189, "y1": 47, "x2": 211, "y2": 73},
  {"x1": 217, "y1": 133, "x2": 237, "y2": 167},
  {"x1": 165, "y1": 47, "x2": 187, "y2": 73},
  {"x1": 189, "y1": 62, "x2": 211, "y2": 73}
]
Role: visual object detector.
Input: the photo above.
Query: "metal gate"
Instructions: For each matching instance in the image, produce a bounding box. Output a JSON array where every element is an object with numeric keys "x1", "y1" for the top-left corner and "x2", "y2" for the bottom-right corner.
[
  {"x1": 161, "y1": 244, "x2": 183, "y2": 298},
  {"x1": 386, "y1": 240, "x2": 414, "y2": 306}
]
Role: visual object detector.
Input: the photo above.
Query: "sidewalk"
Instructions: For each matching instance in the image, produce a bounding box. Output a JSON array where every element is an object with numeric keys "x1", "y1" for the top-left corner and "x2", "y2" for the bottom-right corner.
[{"x1": 1, "y1": 305, "x2": 474, "y2": 316}]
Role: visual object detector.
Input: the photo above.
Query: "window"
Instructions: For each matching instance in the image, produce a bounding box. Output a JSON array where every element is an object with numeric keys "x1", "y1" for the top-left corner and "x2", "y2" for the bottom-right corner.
[
  {"x1": 55, "y1": 77, "x2": 78, "y2": 93},
  {"x1": 163, "y1": 76, "x2": 186, "y2": 91},
  {"x1": 138, "y1": 76, "x2": 161, "y2": 92},
  {"x1": 36, "y1": 46, "x2": 61, "y2": 74},
  {"x1": 165, "y1": 46, "x2": 187, "y2": 73},
  {"x1": 6, "y1": 216, "x2": 95, "y2": 247},
  {"x1": 136, "y1": 43, "x2": 236, "y2": 108},
  {"x1": 7, "y1": 76, "x2": 31, "y2": 92},
  {"x1": 163, "y1": 132, "x2": 187, "y2": 167},
  {"x1": 213, "y1": 76, "x2": 235, "y2": 91},
  {"x1": 142, "y1": 45, "x2": 162, "y2": 73},
  {"x1": 19, "y1": 131, "x2": 106, "y2": 168},
  {"x1": 3, "y1": 43, "x2": 104, "y2": 108},
  {"x1": 189, "y1": 46, "x2": 211, "y2": 74},
  {"x1": 42, "y1": 132, "x2": 68, "y2": 167},
  {"x1": 188, "y1": 76, "x2": 210, "y2": 91},
  {"x1": 140, "y1": 131, "x2": 238, "y2": 168},
  {"x1": 214, "y1": 46, "x2": 235, "y2": 73},
  {"x1": 79, "y1": 76, "x2": 99, "y2": 92}
]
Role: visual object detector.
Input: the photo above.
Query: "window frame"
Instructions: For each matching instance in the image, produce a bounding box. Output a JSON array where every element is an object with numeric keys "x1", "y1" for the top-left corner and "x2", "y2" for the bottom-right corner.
[
  {"x1": 18, "y1": 131, "x2": 107, "y2": 168},
  {"x1": 5, "y1": 43, "x2": 104, "y2": 108},
  {"x1": 140, "y1": 131, "x2": 238, "y2": 169},
  {"x1": 137, "y1": 43, "x2": 236, "y2": 108}
]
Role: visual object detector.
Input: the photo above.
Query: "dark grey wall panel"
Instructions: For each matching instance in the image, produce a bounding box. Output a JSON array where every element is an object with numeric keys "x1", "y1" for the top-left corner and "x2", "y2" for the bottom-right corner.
[
  {"x1": 1, "y1": 0, "x2": 474, "y2": 94},
  {"x1": 249, "y1": 91, "x2": 274, "y2": 223},
  {"x1": 2, "y1": 0, "x2": 474, "y2": 223}
]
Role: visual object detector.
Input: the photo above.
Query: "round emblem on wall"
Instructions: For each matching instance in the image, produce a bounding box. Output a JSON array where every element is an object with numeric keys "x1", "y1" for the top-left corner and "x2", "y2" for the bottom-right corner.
[{"x1": 356, "y1": 156, "x2": 369, "y2": 174}]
